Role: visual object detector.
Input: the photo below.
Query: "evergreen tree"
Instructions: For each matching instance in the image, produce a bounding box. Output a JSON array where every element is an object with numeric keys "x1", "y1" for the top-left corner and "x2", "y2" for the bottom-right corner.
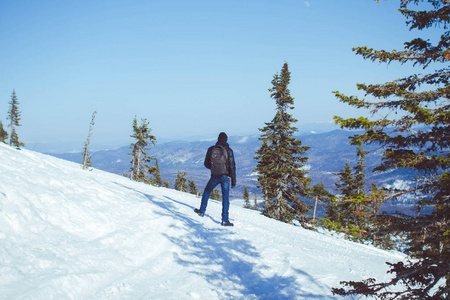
[
  {"x1": 349, "y1": 142, "x2": 371, "y2": 229},
  {"x1": 152, "y1": 159, "x2": 163, "y2": 187},
  {"x1": 334, "y1": 161, "x2": 357, "y2": 199},
  {"x1": 321, "y1": 195, "x2": 341, "y2": 231},
  {"x1": 332, "y1": 159, "x2": 362, "y2": 228},
  {"x1": 0, "y1": 121, "x2": 7, "y2": 144},
  {"x1": 7, "y1": 90, "x2": 25, "y2": 149},
  {"x1": 332, "y1": 1, "x2": 449, "y2": 298},
  {"x1": 254, "y1": 62, "x2": 311, "y2": 224},
  {"x1": 82, "y1": 111, "x2": 96, "y2": 170},
  {"x1": 354, "y1": 142, "x2": 368, "y2": 195},
  {"x1": 129, "y1": 116, "x2": 157, "y2": 183},
  {"x1": 188, "y1": 179, "x2": 199, "y2": 196},
  {"x1": 210, "y1": 188, "x2": 221, "y2": 201},
  {"x1": 174, "y1": 171, "x2": 188, "y2": 192},
  {"x1": 323, "y1": 144, "x2": 389, "y2": 245},
  {"x1": 253, "y1": 194, "x2": 259, "y2": 210},
  {"x1": 243, "y1": 186, "x2": 251, "y2": 208}
]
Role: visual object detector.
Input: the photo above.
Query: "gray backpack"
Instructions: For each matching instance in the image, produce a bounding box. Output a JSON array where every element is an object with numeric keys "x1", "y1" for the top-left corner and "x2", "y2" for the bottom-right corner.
[{"x1": 210, "y1": 145, "x2": 228, "y2": 175}]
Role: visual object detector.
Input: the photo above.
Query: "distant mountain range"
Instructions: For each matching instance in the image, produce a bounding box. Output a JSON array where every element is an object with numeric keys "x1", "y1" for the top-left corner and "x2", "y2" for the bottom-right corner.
[{"x1": 48, "y1": 129, "x2": 419, "y2": 216}]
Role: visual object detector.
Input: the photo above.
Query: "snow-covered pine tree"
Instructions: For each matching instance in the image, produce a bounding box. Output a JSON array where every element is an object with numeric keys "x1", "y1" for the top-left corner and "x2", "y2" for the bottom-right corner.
[
  {"x1": 332, "y1": 1, "x2": 449, "y2": 298},
  {"x1": 7, "y1": 90, "x2": 25, "y2": 149},
  {"x1": 254, "y1": 62, "x2": 311, "y2": 224},
  {"x1": 129, "y1": 116, "x2": 157, "y2": 183}
]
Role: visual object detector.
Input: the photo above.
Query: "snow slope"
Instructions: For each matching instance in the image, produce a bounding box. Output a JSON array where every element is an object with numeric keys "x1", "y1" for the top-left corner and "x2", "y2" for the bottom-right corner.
[{"x1": 0, "y1": 143, "x2": 405, "y2": 299}]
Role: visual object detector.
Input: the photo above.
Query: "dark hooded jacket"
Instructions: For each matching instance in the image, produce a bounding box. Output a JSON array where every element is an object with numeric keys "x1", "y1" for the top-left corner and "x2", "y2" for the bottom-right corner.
[{"x1": 204, "y1": 137, "x2": 236, "y2": 187}]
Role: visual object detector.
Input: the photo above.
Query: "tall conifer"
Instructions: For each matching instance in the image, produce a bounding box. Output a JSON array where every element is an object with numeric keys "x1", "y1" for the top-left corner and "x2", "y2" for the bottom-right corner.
[
  {"x1": 82, "y1": 111, "x2": 97, "y2": 170},
  {"x1": 129, "y1": 116, "x2": 157, "y2": 183},
  {"x1": 7, "y1": 90, "x2": 24, "y2": 149},
  {"x1": 332, "y1": 1, "x2": 449, "y2": 298},
  {"x1": 254, "y1": 62, "x2": 311, "y2": 224}
]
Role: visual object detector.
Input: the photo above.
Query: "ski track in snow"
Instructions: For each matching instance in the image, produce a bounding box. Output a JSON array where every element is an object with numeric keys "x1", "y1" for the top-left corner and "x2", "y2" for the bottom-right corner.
[{"x1": 0, "y1": 143, "x2": 405, "y2": 299}]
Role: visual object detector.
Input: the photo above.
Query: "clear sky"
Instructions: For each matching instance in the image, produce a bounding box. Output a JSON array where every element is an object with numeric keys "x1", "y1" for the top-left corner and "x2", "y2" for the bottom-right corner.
[{"x1": 0, "y1": 0, "x2": 436, "y2": 151}]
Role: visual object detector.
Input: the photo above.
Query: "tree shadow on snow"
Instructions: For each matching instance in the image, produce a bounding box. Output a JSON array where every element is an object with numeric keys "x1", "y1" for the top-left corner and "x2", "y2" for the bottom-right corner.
[{"x1": 118, "y1": 185, "x2": 339, "y2": 299}]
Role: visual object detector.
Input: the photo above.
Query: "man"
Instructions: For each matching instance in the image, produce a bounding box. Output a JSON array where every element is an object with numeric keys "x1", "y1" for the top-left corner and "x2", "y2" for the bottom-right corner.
[{"x1": 194, "y1": 132, "x2": 236, "y2": 226}]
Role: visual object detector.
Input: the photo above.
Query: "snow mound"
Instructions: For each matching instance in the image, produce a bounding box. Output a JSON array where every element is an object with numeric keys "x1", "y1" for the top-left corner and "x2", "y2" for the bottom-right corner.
[{"x1": 0, "y1": 143, "x2": 404, "y2": 299}]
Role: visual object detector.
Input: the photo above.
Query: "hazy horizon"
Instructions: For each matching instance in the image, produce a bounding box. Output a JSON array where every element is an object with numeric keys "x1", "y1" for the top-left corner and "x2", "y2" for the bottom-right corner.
[{"x1": 26, "y1": 120, "x2": 342, "y2": 153}]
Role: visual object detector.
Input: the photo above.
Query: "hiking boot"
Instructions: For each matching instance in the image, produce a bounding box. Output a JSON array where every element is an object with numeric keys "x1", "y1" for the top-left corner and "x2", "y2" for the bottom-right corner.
[
  {"x1": 221, "y1": 220, "x2": 234, "y2": 227},
  {"x1": 194, "y1": 208, "x2": 204, "y2": 217}
]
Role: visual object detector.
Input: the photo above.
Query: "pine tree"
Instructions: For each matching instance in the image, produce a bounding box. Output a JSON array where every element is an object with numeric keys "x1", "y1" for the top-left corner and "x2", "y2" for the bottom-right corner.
[
  {"x1": 152, "y1": 159, "x2": 163, "y2": 187},
  {"x1": 7, "y1": 90, "x2": 25, "y2": 149},
  {"x1": 129, "y1": 116, "x2": 157, "y2": 183},
  {"x1": 332, "y1": 1, "x2": 449, "y2": 298},
  {"x1": 188, "y1": 179, "x2": 199, "y2": 196},
  {"x1": 354, "y1": 142, "x2": 368, "y2": 195},
  {"x1": 253, "y1": 194, "x2": 259, "y2": 210},
  {"x1": 332, "y1": 160, "x2": 361, "y2": 228},
  {"x1": 323, "y1": 144, "x2": 389, "y2": 245},
  {"x1": 174, "y1": 171, "x2": 188, "y2": 192},
  {"x1": 82, "y1": 111, "x2": 97, "y2": 170},
  {"x1": 210, "y1": 188, "x2": 221, "y2": 201},
  {"x1": 334, "y1": 161, "x2": 357, "y2": 199},
  {"x1": 243, "y1": 186, "x2": 251, "y2": 208},
  {"x1": 350, "y1": 142, "x2": 372, "y2": 229},
  {"x1": 254, "y1": 62, "x2": 311, "y2": 224},
  {"x1": 0, "y1": 121, "x2": 8, "y2": 144}
]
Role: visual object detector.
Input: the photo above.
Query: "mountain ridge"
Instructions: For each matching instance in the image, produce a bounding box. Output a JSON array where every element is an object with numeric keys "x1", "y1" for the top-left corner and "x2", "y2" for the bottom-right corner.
[{"x1": 49, "y1": 129, "x2": 418, "y2": 206}]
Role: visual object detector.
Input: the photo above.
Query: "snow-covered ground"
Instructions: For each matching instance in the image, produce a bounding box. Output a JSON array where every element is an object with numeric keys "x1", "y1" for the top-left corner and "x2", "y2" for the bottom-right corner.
[{"x1": 0, "y1": 143, "x2": 405, "y2": 299}]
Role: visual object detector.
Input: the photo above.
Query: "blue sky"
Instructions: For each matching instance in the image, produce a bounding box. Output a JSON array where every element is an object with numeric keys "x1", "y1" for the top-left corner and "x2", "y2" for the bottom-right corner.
[{"x1": 0, "y1": 0, "x2": 435, "y2": 151}]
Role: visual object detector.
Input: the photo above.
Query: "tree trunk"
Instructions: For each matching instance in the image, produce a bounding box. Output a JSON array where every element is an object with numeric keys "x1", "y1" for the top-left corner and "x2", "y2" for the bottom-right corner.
[
  {"x1": 136, "y1": 148, "x2": 141, "y2": 180},
  {"x1": 313, "y1": 196, "x2": 318, "y2": 221}
]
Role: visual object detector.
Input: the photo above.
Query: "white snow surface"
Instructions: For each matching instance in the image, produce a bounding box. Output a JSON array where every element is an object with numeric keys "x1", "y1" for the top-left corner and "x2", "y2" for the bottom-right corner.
[{"x1": 0, "y1": 143, "x2": 405, "y2": 299}]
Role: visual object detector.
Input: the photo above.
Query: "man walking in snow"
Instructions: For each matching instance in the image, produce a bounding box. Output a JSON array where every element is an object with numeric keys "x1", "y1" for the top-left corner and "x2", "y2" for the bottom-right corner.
[{"x1": 194, "y1": 132, "x2": 236, "y2": 226}]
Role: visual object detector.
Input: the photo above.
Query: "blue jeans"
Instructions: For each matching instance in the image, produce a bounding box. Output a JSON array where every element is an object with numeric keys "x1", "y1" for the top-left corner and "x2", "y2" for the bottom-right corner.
[{"x1": 200, "y1": 175, "x2": 230, "y2": 222}]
